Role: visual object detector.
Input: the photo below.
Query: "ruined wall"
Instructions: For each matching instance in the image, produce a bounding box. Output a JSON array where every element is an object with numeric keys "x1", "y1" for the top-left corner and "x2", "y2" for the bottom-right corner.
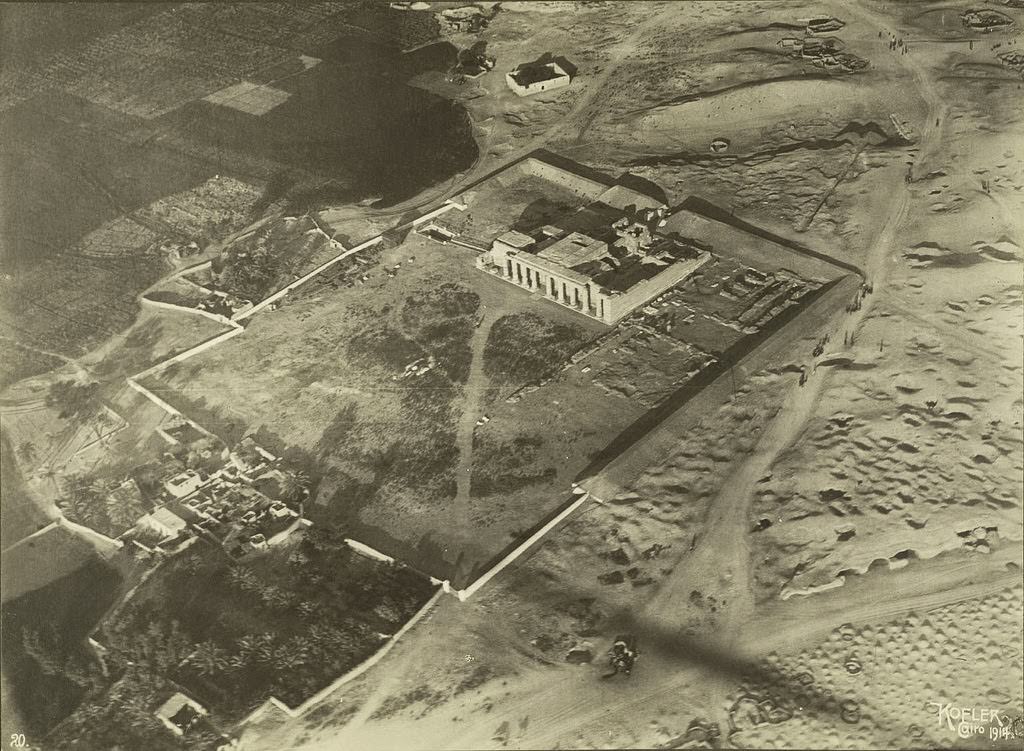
[{"x1": 604, "y1": 254, "x2": 711, "y2": 322}]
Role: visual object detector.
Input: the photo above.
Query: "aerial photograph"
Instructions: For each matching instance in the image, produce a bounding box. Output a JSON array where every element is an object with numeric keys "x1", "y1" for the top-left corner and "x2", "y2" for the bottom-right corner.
[{"x1": 0, "y1": 1, "x2": 1021, "y2": 749}]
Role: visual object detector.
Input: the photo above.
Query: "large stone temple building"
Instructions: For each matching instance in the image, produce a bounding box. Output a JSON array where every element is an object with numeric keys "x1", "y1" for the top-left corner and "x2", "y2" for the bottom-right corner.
[{"x1": 477, "y1": 203, "x2": 710, "y2": 324}]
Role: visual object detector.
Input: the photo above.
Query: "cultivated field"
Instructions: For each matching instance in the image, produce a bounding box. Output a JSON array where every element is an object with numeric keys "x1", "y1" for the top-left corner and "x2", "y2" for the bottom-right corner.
[{"x1": 1, "y1": 3, "x2": 476, "y2": 390}]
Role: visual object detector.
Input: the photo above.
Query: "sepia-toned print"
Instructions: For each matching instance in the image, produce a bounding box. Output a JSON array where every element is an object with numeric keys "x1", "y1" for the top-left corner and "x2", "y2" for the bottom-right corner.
[{"x1": 1, "y1": 2, "x2": 1021, "y2": 750}]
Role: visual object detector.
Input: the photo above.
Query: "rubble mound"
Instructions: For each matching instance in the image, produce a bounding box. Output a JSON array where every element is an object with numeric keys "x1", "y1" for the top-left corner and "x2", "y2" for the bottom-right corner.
[{"x1": 960, "y1": 8, "x2": 1014, "y2": 32}]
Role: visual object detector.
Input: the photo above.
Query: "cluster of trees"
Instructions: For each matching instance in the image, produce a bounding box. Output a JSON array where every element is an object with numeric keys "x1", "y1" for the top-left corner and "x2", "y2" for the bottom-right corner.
[
  {"x1": 103, "y1": 528, "x2": 433, "y2": 712},
  {"x1": 215, "y1": 236, "x2": 280, "y2": 302},
  {"x1": 104, "y1": 619, "x2": 193, "y2": 675},
  {"x1": 57, "y1": 473, "x2": 142, "y2": 537},
  {"x1": 215, "y1": 217, "x2": 328, "y2": 302},
  {"x1": 20, "y1": 624, "x2": 106, "y2": 696},
  {"x1": 46, "y1": 379, "x2": 102, "y2": 421},
  {"x1": 47, "y1": 668, "x2": 224, "y2": 751}
]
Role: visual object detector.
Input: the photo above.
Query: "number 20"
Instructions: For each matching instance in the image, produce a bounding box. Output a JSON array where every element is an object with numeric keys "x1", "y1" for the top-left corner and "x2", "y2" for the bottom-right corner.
[{"x1": 10, "y1": 735, "x2": 27, "y2": 749}]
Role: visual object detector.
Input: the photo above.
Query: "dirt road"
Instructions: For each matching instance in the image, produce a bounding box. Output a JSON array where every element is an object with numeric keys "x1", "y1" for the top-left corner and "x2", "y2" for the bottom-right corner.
[{"x1": 453, "y1": 309, "x2": 495, "y2": 524}]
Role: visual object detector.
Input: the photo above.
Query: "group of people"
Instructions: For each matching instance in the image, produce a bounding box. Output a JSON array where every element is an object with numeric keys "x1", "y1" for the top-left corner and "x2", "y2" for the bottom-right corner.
[{"x1": 878, "y1": 30, "x2": 912, "y2": 55}]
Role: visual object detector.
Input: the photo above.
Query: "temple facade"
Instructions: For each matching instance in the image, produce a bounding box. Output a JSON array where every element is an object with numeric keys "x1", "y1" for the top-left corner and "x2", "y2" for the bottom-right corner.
[{"x1": 477, "y1": 207, "x2": 710, "y2": 324}]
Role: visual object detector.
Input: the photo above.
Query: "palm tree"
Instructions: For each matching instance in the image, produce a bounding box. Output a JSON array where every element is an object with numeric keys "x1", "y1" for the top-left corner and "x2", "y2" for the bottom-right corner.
[
  {"x1": 290, "y1": 636, "x2": 314, "y2": 659},
  {"x1": 59, "y1": 490, "x2": 99, "y2": 529},
  {"x1": 17, "y1": 441, "x2": 37, "y2": 464},
  {"x1": 188, "y1": 641, "x2": 228, "y2": 676},
  {"x1": 235, "y1": 635, "x2": 262, "y2": 657},
  {"x1": 104, "y1": 490, "x2": 141, "y2": 534},
  {"x1": 46, "y1": 379, "x2": 101, "y2": 421},
  {"x1": 273, "y1": 641, "x2": 308, "y2": 670},
  {"x1": 307, "y1": 624, "x2": 333, "y2": 647},
  {"x1": 48, "y1": 380, "x2": 108, "y2": 440},
  {"x1": 36, "y1": 464, "x2": 61, "y2": 493},
  {"x1": 66, "y1": 475, "x2": 112, "y2": 528},
  {"x1": 267, "y1": 587, "x2": 293, "y2": 610},
  {"x1": 253, "y1": 634, "x2": 276, "y2": 664},
  {"x1": 278, "y1": 469, "x2": 311, "y2": 503},
  {"x1": 154, "y1": 621, "x2": 191, "y2": 672}
]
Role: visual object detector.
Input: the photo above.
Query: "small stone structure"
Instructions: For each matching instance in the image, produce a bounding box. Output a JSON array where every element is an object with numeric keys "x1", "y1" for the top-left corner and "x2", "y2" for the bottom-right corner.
[
  {"x1": 155, "y1": 692, "x2": 207, "y2": 736},
  {"x1": 506, "y1": 60, "x2": 571, "y2": 96}
]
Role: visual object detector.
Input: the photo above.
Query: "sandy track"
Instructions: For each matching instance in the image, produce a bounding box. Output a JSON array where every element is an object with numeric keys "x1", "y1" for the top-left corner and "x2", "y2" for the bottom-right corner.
[{"x1": 453, "y1": 309, "x2": 495, "y2": 513}]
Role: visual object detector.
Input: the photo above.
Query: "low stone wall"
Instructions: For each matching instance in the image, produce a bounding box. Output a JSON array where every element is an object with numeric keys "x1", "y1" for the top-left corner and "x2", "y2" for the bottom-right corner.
[
  {"x1": 452, "y1": 491, "x2": 593, "y2": 601},
  {"x1": 131, "y1": 325, "x2": 244, "y2": 383},
  {"x1": 140, "y1": 295, "x2": 235, "y2": 328},
  {"x1": 520, "y1": 157, "x2": 609, "y2": 201}
]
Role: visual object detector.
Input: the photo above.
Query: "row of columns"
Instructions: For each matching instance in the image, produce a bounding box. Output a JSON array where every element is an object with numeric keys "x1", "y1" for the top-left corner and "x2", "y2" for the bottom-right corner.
[{"x1": 505, "y1": 257, "x2": 603, "y2": 319}]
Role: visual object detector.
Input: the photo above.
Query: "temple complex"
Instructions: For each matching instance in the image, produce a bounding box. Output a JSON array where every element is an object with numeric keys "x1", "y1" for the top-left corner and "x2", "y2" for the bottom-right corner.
[{"x1": 477, "y1": 203, "x2": 711, "y2": 324}]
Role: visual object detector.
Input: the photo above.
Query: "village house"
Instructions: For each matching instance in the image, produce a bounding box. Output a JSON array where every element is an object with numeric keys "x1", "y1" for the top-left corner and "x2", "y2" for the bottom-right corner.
[
  {"x1": 128, "y1": 437, "x2": 307, "y2": 557},
  {"x1": 164, "y1": 469, "x2": 204, "y2": 498},
  {"x1": 137, "y1": 506, "x2": 188, "y2": 541}
]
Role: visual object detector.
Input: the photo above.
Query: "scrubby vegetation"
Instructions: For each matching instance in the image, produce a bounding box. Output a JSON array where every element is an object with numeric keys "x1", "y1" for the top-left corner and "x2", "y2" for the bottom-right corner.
[
  {"x1": 471, "y1": 434, "x2": 558, "y2": 498},
  {"x1": 213, "y1": 218, "x2": 326, "y2": 302},
  {"x1": 311, "y1": 283, "x2": 480, "y2": 534},
  {"x1": 400, "y1": 282, "x2": 480, "y2": 383},
  {"x1": 483, "y1": 312, "x2": 590, "y2": 384}
]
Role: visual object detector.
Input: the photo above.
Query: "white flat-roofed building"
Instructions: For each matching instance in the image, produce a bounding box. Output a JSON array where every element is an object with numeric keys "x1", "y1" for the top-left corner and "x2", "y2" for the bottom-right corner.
[
  {"x1": 137, "y1": 506, "x2": 189, "y2": 540},
  {"x1": 506, "y1": 60, "x2": 571, "y2": 96}
]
